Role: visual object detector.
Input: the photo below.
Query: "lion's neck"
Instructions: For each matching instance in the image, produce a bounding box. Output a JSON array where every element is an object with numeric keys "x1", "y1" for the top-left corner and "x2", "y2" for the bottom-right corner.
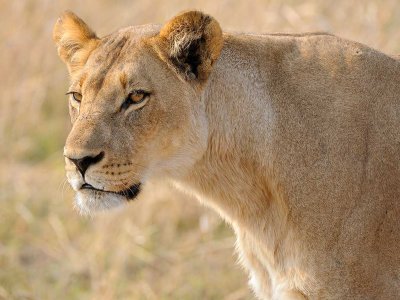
[
  {"x1": 168, "y1": 35, "x2": 306, "y2": 297},
  {"x1": 169, "y1": 118, "x2": 301, "y2": 298},
  {"x1": 171, "y1": 34, "x2": 288, "y2": 229}
]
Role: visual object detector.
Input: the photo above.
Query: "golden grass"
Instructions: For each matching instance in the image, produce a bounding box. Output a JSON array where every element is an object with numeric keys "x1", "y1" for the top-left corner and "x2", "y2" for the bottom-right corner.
[{"x1": 1, "y1": 0, "x2": 399, "y2": 299}]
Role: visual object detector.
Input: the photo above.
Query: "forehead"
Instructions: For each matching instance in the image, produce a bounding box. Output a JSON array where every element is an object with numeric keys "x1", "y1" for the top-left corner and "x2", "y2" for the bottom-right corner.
[{"x1": 74, "y1": 25, "x2": 161, "y2": 90}]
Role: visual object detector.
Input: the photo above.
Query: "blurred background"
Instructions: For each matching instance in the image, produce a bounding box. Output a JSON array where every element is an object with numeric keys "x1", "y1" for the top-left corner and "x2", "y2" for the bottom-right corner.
[{"x1": 0, "y1": 0, "x2": 399, "y2": 299}]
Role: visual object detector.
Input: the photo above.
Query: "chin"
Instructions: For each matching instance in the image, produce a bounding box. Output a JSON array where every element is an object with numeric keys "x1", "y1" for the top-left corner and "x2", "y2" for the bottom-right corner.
[
  {"x1": 69, "y1": 181, "x2": 142, "y2": 215},
  {"x1": 74, "y1": 190, "x2": 129, "y2": 215}
]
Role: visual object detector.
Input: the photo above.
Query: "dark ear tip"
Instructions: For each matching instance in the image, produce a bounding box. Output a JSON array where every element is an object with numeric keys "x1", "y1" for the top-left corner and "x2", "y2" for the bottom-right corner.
[
  {"x1": 159, "y1": 10, "x2": 223, "y2": 59},
  {"x1": 154, "y1": 11, "x2": 223, "y2": 85}
]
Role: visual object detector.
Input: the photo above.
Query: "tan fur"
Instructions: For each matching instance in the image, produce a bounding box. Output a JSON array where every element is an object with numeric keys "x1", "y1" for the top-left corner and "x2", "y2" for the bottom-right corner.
[
  {"x1": 154, "y1": 11, "x2": 223, "y2": 85},
  {"x1": 54, "y1": 11, "x2": 400, "y2": 299},
  {"x1": 53, "y1": 11, "x2": 99, "y2": 74}
]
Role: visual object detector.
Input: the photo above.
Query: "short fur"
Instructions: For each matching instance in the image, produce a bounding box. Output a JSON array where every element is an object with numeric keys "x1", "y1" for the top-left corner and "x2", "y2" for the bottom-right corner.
[{"x1": 54, "y1": 11, "x2": 400, "y2": 299}]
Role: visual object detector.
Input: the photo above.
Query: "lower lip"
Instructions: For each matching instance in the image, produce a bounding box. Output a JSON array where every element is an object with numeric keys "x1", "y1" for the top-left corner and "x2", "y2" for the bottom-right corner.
[{"x1": 81, "y1": 183, "x2": 141, "y2": 200}]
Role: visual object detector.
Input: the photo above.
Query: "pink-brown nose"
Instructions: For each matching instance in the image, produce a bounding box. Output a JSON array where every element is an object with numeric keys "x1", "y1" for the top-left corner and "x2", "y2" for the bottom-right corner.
[{"x1": 66, "y1": 151, "x2": 104, "y2": 177}]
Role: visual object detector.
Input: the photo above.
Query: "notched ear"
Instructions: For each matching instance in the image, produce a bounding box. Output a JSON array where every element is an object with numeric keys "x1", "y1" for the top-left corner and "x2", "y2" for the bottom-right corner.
[
  {"x1": 53, "y1": 11, "x2": 99, "y2": 74},
  {"x1": 153, "y1": 11, "x2": 223, "y2": 86}
]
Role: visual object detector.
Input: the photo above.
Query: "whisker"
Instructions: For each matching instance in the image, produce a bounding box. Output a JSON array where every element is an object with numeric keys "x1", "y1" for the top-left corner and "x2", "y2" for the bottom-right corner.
[
  {"x1": 120, "y1": 181, "x2": 140, "y2": 199},
  {"x1": 61, "y1": 178, "x2": 72, "y2": 204},
  {"x1": 56, "y1": 177, "x2": 68, "y2": 194}
]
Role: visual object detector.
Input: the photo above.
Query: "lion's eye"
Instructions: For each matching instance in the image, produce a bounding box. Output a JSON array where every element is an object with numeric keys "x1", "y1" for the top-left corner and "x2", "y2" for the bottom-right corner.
[
  {"x1": 66, "y1": 92, "x2": 82, "y2": 103},
  {"x1": 72, "y1": 92, "x2": 82, "y2": 102},
  {"x1": 131, "y1": 93, "x2": 145, "y2": 103},
  {"x1": 121, "y1": 90, "x2": 150, "y2": 111}
]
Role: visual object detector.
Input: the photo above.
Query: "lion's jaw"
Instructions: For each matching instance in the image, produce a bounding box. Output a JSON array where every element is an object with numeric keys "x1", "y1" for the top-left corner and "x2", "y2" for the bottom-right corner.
[{"x1": 64, "y1": 157, "x2": 139, "y2": 215}]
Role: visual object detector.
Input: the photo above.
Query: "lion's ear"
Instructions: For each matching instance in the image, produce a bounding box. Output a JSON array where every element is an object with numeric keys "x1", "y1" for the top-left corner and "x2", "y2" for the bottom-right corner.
[
  {"x1": 153, "y1": 11, "x2": 223, "y2": 86},
  {"x1": 53, "y1": 11, "x2": 99, "y2": 75}
]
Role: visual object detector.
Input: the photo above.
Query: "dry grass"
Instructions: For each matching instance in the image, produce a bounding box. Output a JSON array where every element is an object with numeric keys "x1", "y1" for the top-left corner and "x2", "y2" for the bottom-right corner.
[{"x1": 0, "y1": 0, "x2": 399, "y2": 299}]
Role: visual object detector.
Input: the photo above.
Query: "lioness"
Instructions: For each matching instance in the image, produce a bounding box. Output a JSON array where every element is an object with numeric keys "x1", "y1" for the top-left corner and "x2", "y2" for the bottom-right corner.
[{"x1": 53, "y1": 10, "x2": 400, "y2": 299}]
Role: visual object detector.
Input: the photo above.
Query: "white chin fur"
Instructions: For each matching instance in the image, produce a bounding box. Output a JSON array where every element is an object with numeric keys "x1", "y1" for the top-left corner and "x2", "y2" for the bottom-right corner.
[{"x1": 74, "y1": 190, "x2": 126, "y2": 215}]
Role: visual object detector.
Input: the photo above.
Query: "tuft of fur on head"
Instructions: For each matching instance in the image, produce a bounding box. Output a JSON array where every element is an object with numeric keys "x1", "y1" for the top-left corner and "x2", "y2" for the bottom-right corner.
[
  {"x1": 53, "y1": 11, "x2": 99, "y2": 74},
  {"x1": 152, "y1": 11, "x2": 223, "y2": 85}
]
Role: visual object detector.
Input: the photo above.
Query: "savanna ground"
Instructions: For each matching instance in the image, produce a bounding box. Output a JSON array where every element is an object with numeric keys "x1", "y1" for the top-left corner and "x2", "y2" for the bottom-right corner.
[{"x1": 1, "y1": 1, "x2": 399, "y2": 299}]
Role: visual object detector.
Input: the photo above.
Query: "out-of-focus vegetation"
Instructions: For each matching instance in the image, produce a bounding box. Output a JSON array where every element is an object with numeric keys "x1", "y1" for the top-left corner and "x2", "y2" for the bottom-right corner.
[{"x1": 0, "y1": 1, "x2": 399, "y2": 299}]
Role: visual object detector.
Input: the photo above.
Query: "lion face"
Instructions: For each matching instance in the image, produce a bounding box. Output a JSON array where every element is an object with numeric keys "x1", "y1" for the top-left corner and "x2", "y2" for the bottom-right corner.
[{"x1": 53, "y1": 11, "x2": 223, "y2": 214}]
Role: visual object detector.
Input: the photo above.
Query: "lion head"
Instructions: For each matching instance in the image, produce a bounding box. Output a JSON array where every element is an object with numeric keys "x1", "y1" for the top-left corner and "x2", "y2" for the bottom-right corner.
[{"x1": 53, "y1": 11, "x2": 223, "y2": 214}]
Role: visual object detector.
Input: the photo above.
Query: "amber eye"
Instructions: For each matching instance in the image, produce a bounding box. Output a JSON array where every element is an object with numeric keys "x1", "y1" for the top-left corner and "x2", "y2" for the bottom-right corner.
[
  {"x1": 131, "y1": 93, "x2": 145, "y2": 103},
  {"x1": 66, "y1": 92, "x2": 82, "y2": 103},
  {"x1": 121, "y1": 90, "x2": 150, "y2": 111}
]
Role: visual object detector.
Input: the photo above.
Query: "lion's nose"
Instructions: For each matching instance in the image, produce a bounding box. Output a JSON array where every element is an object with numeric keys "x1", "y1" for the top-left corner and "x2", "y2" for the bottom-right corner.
[{"x1": 66, "y1": 151, "x2": 105, "y2": 177}]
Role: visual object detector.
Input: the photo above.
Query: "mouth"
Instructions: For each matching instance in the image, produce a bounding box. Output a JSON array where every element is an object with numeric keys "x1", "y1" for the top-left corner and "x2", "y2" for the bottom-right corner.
[{"x1": 80, "y1": 182, "x2": 141, "y2": 200}]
